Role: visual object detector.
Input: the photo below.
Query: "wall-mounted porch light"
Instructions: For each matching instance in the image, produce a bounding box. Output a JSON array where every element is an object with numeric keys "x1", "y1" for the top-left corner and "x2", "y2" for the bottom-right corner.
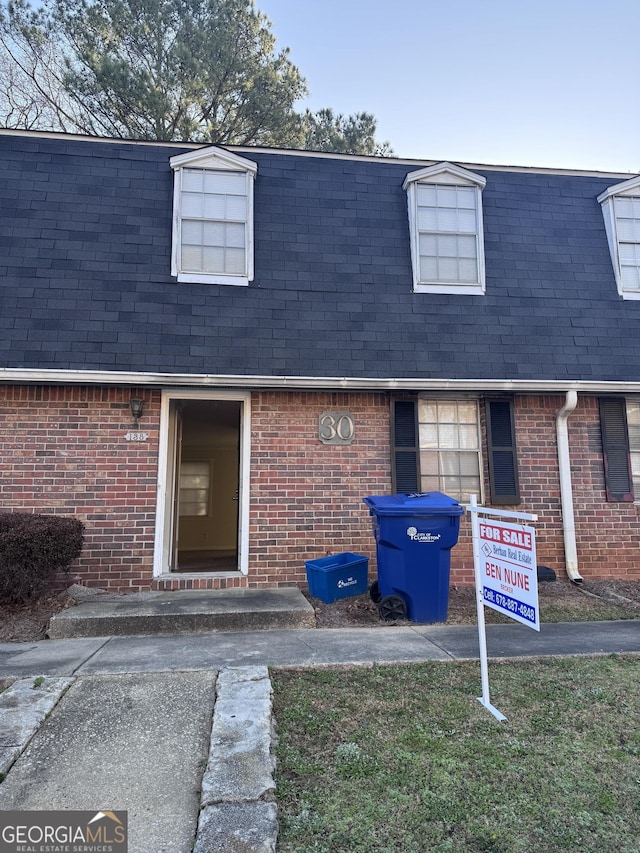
[{"x1": 130, "y1": 398, "x2": 144, "y2": 426}]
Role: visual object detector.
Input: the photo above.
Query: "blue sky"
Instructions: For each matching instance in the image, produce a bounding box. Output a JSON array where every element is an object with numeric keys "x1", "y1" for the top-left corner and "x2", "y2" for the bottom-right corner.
[{"x1": 257, "y1": 0, "x2": 640, "y2": 174}]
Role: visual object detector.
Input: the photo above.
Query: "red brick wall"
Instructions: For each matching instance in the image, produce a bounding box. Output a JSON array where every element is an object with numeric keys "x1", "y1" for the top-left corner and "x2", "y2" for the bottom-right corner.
[
  {"x1": 0, "y1": 385, "x2": 159, "y2": 592},
  {"x1": 2, "y1": 385, "x2": 638, "y2": 594},
  {"x1": 474, "y1": 394, "x2": 639, "y2": 583},
  {"x1": 248, "y1": 391, "x2": 391, "y2": 587}
]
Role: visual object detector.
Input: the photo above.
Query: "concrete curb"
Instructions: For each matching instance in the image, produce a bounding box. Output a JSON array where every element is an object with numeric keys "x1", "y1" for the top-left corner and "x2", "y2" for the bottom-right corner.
[
  {"x1": 0, "y1": 676, "x2": 74, "y2": 778},
  {"x1": 194, "y1": 666, "x2": 278, "y2": 853}
]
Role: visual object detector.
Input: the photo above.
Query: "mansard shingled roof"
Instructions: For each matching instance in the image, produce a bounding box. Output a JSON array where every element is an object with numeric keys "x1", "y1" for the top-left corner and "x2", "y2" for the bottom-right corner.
[{"x1": 0, "y1": 131, "x2": 638, "y2": 382}]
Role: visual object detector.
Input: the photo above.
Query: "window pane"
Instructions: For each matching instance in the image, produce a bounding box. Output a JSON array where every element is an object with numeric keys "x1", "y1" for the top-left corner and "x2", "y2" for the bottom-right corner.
[
  {"x1": 420, "y1": 256, "x2": 439, "y2": 280},
  {"x1": 419, "y1": 423, "x2": 438, "y2": 447},
  {"x1": 181, "y1": 245, "x2": 202, "y2": 270},
  {"x1": 459, "y1": 258, "x2": 479, "y2": 282},
  {"x1": 439, "y1": 451, "x2": 460, "y2": 475},
  {"x1": 621, "y1": 265, "x2": 640, "y2": 289},
  {"x1": 419, "y1": 450, "x2": 439, "y2": 475},
  {"x1": 418, "y1": 400, "x2": 438, "y2": 422},
  {"x1": 438, "y1": 423, "x2": 459, "y2": 448},
  {"x1": 203, "y1": 170, "x2": 245, "y2": 194},
  {"x1": 202, "y1": 221, "x2": 226, "y2": 247},
  {"x1": 617, "y1": 220, "x2": 640, "y2": 242},
  {"x1": 421, "y1": 474, "x2": 441, "y2": 492},
  {"x1": 458, "y1": 235, "x2": 477, "y2": 258},
  {"x1": 628, "y1": 424, "x2": 640, "y2": 449},
  {"x1": 461, "y1": 475, "x2": 481, "y2": 494},
  {"x1": 459, "y1": 424, "x2": 479, "y2": 449},
  {"x1": 437, "y1": 402, "x2": 457, "y2": 422},
  {"x1": 436, "y1": 208, "x2": 460, "y2": 232},
  {"x1": 202, "y1": 246, "x2": 225, "y2": 272},
  {"x1": 225, "y1": 195, "x2": 247, "y2": 221},
  {"x1": 437, "y1": 258, "x2": 458, "y2": 281},
  {"x1": 457, "y1": 402, "x2": 477, "y2": 423},
  {"x1": 182, "y1": 192, "x2": 204, "y2": 218},
  {"x1": 226, "y1": 247, "x2": 246, "y2": 274},
  {"x1": 626, "y1": 402, "x2": 640, "y2": 428},
  {"x1": 417, "y1": 184, "x2": 437, "y2": 206},
  {"x1": 182, "y1": 169, "x2": 204, "y2": 191},
  {"x1": 457, "y1": 210, "x2": 477, "y2": 232},
  {"x1": 438, "y1": 186, "x2": 457, "y2": 207},
  {"x1": 418, "y1": 207, "x2": 439, "y2": 230},
  {"x1": 179, "y1": 462, "x2": 210, "y2": 516},
  {"x1": 457, "y1": 187, "x2": 476, "y2": 208},
  {"x1": 182, "y1": 220, "x2": 203, "y2": 244},
  {"x1": 226, "y1": 222, "x2": 246, "y2": 248},
  {"x1": 615, "y1": 197, "x2": 635, "y2": 217},
  {"x1": 458, "y1": 451, "x2": 480, "y2": 474},
  {"x1": 620, "y1": 243, "x2": 640, "y2": 262}
]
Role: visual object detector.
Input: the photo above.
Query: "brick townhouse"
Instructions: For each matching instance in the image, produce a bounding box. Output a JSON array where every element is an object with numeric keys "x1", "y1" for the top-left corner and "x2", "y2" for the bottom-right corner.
[{"x1": 1, "y1": 129, "x2": 640, "y2": 593}]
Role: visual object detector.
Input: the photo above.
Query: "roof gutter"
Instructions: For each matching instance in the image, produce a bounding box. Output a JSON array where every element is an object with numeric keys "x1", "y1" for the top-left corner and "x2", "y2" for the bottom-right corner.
[
  {"x1": 556, "y1": 391, "x2": 583, "y2": 583},
  {"x1": 3, "y1": 368, "x2": 640, "y2": 395}
]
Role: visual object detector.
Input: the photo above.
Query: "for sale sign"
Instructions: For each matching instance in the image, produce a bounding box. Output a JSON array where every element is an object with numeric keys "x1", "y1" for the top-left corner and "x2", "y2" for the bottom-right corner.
[{"x1": 478, "y1": 519, "x2": 540, "y2": 631}]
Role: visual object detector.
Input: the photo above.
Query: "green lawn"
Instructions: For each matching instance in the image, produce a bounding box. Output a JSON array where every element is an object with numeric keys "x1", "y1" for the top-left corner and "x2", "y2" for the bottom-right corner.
[{"x1": 272, "y1": 657, "x2": 640, "y2": 853}]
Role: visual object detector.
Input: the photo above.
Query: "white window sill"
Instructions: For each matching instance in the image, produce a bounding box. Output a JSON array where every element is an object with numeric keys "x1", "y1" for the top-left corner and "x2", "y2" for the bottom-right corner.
[
  {"x1": 413, "y1": 282, "x2": 485, "y2": 296},
  {"x1": 176, "y1": 272, "x2": 250, "y2": 286},
  {"x1": 619, "y1": 288, "x2": 640, "y2": 301}
]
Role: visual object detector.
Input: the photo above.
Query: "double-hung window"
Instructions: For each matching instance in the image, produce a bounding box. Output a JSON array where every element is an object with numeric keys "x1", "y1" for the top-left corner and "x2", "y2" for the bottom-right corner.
[
  {"x1": 403, "y1": 162, "x2": 486, "y2": 295},
  {"x1": 598, "y1": 176, "x2": 640, "y2": 300},
  {"x1": 170, "y1": 147, "x2": 257, "y2": 286},
  {"x1": 392, "y1": 397, "x2": 519, "y2": 505}
]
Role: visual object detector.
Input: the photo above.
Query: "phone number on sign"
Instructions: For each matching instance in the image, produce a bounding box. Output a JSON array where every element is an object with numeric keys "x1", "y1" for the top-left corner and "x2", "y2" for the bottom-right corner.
[{"x1": 483, "y1": 587, "x2": 537, "y2": 624}]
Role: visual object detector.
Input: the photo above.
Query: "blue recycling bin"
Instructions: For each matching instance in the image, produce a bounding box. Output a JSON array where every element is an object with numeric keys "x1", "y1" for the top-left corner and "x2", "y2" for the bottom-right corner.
[{"x1": 363, "y1": 492, "x2": 464, "y2": 623}]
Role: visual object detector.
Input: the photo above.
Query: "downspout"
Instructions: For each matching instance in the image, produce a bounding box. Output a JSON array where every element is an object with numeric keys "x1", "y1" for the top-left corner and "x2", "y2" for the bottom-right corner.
[{"x1": 556, "y1": 391, "x2": 583, "y2": 583}]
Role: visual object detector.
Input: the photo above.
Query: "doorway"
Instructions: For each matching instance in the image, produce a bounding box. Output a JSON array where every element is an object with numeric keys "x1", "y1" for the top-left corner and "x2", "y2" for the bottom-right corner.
[{"x1": 155, "y1": 391, "x2": 250, "y2": 577}]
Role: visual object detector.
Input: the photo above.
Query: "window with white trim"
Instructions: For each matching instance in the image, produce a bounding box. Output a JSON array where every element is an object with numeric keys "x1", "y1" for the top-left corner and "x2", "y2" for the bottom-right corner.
[
  {"x1": 403, "y1": 162, "x2": 486, "y2": 295},
  {"x1": 170, "y1": 147, "x2": 257, "y2": 286},
  {"x1": 598, "y1": 175, "x2": 640, "y2": 300},
  {"x1": 418, "y1": 398, "x2": 482, "y2": 502}
]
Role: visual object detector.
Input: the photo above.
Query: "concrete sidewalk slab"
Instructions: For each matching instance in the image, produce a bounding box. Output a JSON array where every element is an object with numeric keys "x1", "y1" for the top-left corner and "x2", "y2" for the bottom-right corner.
[
  {"x1": 0, "y1": 638, "x2": 111, "y2": 677},
  {"x1": 0, "y1": 621, "x2": 639, "y2": 679},
  {"x1": 0, "y1": 676, "x2": 73, "y2": 777},
  {"x1": 72, "y1": 627, "x2": 453, "y2": 675},
  {"x1": 0, "y1": 672, "x2": 217, "y2": 853},
  {"x1": 415, "y1": 619, "x2": 640, "y2": 660}
]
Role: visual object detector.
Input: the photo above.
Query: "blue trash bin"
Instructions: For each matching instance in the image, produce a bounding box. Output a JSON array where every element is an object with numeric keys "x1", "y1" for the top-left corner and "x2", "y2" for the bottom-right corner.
[{"x1": 363, "y1": 492, "x2": 464, "y2": 623}]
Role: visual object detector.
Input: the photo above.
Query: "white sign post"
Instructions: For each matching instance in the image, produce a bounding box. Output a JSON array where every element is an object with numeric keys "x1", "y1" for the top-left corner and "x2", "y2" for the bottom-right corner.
[{"x1": 468, "y1": 495, "x2": 539, "y2": 722}]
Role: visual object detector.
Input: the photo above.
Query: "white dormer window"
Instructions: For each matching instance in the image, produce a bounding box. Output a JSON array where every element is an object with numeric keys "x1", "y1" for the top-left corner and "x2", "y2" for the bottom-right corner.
[
  {"x1": 598, "y1": 175, "x2": 640, "y2": 300},
  {"x1": 170, "y1": 146, "x2": 257, "y2": 286},
  {"x1": 403, "y1": 162, "x2": 486, "y2": 295}
]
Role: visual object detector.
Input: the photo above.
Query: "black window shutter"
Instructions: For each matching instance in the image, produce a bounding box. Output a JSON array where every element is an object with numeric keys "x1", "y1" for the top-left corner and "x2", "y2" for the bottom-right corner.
[
  {"x1": 486, "y1": 398, "x2": 520, "y2": 504},
  {"x1": 599, "y1": 398, "x2": 634, "y2": 501},
  {"x1": 392, "y1": 400, "x2": 419, "y2": 493}
]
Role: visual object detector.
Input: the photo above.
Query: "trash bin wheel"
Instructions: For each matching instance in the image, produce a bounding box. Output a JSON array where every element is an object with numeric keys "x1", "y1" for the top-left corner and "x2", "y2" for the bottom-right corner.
[
  {"x1": 378, "y1": 594, "x2": 407, "y2": 622},
  {"x1": 369, "y1": 581, "x2": 381, "y2": 604}
]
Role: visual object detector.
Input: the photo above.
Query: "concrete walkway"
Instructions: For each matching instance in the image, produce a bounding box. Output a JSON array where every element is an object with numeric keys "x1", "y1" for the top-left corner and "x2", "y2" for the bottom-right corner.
[
  {"x1": 1, "y1": 620, "x2": 639, "y2": 852},
  {"x1": 1, "y1": 619, "x2": 640, "y2": 677}
]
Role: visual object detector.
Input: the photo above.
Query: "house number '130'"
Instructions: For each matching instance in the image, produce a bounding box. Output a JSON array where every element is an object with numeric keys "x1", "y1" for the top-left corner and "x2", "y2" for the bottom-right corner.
[{"x1": 318, "y1": 412, "x2": 355, "y2": 445}]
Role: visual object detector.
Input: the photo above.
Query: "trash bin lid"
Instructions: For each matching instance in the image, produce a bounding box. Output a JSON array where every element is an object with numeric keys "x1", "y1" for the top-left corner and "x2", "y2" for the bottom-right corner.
[{"x1": 363, "y1": 492, "x2": 464, "y2": 516}]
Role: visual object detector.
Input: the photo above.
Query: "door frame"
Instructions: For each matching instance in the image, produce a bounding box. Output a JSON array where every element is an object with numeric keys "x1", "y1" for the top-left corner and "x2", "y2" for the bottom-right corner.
[{"x1": 153, "y1": 388, "x2": 251, "y2": 577}]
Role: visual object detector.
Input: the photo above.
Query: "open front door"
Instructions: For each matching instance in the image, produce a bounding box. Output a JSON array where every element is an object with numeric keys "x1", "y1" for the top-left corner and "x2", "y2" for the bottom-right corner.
[{"x1": 156, "y1": 392, "x2": 249, "y2": 577}]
